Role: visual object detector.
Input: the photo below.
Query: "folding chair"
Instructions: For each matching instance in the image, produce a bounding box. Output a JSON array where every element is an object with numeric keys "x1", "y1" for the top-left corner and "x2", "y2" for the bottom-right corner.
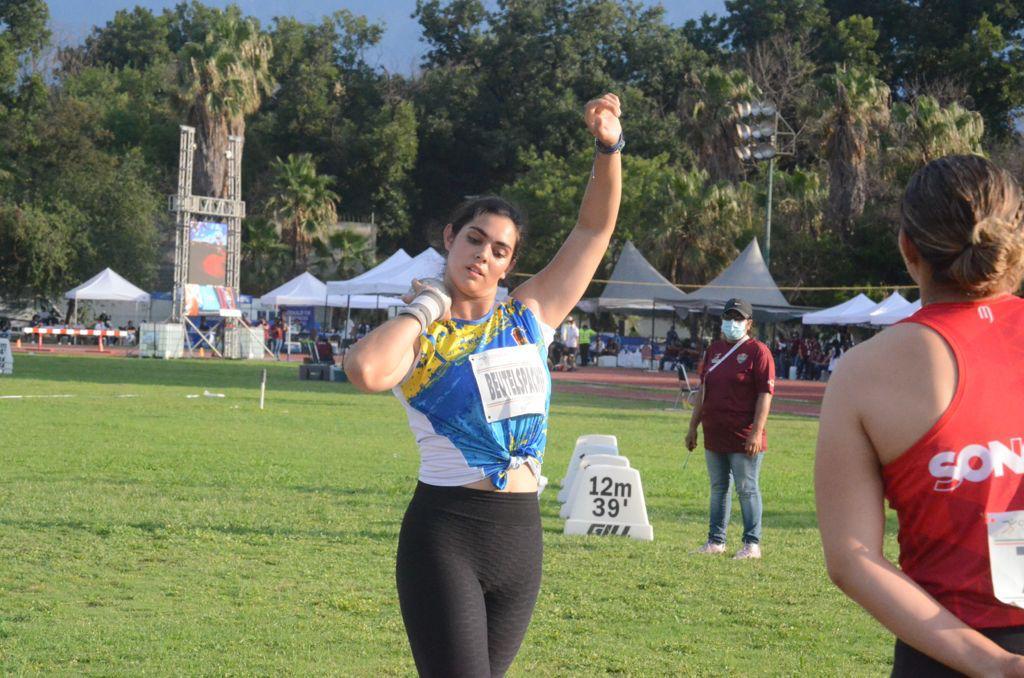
[{"x1": 671, "y1": 362, "x2": 697, "y2": 409}]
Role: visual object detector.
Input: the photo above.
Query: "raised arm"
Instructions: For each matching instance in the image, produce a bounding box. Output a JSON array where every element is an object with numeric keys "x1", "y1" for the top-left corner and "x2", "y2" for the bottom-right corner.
[{"x1": 513, "y1": 94, "x2": 622, "y2": 328}]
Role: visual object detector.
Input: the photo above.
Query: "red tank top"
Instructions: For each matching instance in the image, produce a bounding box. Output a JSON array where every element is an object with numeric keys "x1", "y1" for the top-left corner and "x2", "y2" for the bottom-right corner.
[{"x1": 882, "y1": 294, "x2": 1024, "y2": 629}]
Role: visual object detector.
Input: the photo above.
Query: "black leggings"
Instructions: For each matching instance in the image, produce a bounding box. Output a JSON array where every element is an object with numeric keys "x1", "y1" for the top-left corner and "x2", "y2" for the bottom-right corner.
[
  {"x1": 892, "y1": 626, "x2": 1024, "y2": 677},
  {"x1": 396, "y1": 482, "x2": 543, "y2": 677}
]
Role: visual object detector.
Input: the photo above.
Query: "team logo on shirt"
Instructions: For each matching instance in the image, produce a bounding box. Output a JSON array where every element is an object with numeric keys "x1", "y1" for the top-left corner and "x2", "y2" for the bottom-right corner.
[
  {"x1": 737, "y1": 353, "x2": 748, "y2": 364},
  {"x1": 929, "y1": 437, "x2": 1024, "y2": 492},
  {"x1": 978, "y1": 306, "x2": 995, "y2": 323}
]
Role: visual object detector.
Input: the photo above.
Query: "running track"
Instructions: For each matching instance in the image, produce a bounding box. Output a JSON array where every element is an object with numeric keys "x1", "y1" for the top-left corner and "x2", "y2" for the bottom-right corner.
[
  {"x1": 11, "y1": 346, "x2": 827, "y2": 417},
  {"x1": 551, "y1": 367, "x2": 826, "y2": 417}
]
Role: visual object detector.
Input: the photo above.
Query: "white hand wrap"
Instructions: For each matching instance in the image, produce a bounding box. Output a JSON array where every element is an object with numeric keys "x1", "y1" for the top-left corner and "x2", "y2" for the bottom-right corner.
[{"x1": 398, "y1": 278, "x2": 452, "y2": 332}]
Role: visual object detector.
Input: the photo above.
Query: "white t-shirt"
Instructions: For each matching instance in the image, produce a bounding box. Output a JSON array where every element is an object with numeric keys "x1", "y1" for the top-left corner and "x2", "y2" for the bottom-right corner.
[{"x1": 562, "y1": 323, "x2": 580, "y2": 349}]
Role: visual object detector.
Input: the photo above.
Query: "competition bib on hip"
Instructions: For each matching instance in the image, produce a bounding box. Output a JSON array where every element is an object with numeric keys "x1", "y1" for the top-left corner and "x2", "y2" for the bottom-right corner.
[
  {"x1": 987, "y1": 510, "x2": 1024, "y2": 609},
  {"x1": 469, "y1": 344, "x2": 548, "y2": 423}
]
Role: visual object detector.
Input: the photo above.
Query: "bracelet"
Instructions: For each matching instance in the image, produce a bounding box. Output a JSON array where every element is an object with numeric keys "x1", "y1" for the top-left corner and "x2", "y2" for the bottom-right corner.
[{"x1": 595, "y1": 132, "x2": 625, "y2": 155}]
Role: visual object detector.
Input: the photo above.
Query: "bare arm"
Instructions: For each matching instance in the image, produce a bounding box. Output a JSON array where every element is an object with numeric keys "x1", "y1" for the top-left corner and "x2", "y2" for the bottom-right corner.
[
  {"x1": 685, "y1": 383, "x2": 705, "y2": 451},
  {"x1": 688, "y1": 385, "x2": 705, "y2": 430},
  {"x1": 343, "y1": 316, "x2": 421, "y2": 393},
  {"x1": 514, "y1": 94, "x2": 622, "y2": 327},
  {"x1": 743, "y1": 392, "x2": 772, "y2": 456},
  {"x1": 815, "y1": 360, "x2": 1024, "y2": 677}
]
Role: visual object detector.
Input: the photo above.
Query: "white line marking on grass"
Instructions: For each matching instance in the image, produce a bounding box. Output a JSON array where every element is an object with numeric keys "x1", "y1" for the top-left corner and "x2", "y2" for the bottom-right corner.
[
  {"x1": 0, "y1": 394, "x2": 140, "y2": 400},
  {"x1": 0, "y1": 394, "x2": 75, "y2": 399}
]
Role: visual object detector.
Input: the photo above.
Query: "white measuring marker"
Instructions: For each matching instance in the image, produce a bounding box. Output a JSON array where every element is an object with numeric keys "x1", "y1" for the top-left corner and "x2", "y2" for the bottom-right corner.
[
  {"x1": 558, "y1": 434, "x2": 618, "y2": 503},
  {"x1": 564, "y1": 464, "x2": 653, "y2": 541}
]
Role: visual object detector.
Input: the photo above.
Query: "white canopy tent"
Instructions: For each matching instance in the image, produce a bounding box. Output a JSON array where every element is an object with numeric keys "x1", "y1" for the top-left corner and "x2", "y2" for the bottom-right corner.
[
  {"x1": 325, "y1": 248, "x2": 412, "y2": 296},
  {"x1": 259, "y1": 272, "x2": 328, "y2": 307},
  {"x1": 65, "y1": 268, "x2": 150, "y2": 303},
  {"x1": 326, "y1": 247, "x2": 509, "y2": 320},
  {"x1": 802, "y1": 293, "x2": 877, "y2": 325},
  {"x1": 328, "y1": 294, "x2": 404, "y2": 309},
  {"x1": 374, "y1": 247, "x2": 447, "y2": 296},
  {"x1": 870, "y1": 298, "x2": 921, "y2": 326},
  {"x1": 64, "y1": 268, "x2": 151, "y2": 326},
  {"x1": 845, "y1": 292, "x2": 911, "y2": 325}
]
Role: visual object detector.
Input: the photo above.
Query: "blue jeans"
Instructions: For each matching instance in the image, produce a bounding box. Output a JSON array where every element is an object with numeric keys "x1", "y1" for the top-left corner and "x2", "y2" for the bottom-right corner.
[{"x1": 705, "y1": 450, "x2": 764, "y2": 545}]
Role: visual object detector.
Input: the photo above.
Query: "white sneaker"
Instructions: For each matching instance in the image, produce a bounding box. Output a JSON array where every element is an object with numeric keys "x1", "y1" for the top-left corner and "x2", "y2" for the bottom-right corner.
[
  {"x1": 696, "y1": 541, "x2": 726, "y2": 554},
  {"x1": 733, "y1": 543, "x2": 762, "y2": 560}
]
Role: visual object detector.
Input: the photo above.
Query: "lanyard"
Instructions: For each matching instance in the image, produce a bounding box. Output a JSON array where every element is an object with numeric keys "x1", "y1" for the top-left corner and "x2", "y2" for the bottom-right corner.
[{"x1": 704, "y1": 337, "x2": 748, "y2": 377}]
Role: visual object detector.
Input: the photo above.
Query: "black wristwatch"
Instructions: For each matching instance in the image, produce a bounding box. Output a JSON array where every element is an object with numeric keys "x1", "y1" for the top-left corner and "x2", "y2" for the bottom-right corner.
[{"x1": 595, "y1": 132, "x2": 625, "y2": 155}]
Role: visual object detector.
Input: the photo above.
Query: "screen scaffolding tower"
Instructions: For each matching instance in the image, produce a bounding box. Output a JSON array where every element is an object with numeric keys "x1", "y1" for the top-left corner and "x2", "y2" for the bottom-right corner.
[{"x1": 169, "y1": 126, "x2": 246, "y2": 356}]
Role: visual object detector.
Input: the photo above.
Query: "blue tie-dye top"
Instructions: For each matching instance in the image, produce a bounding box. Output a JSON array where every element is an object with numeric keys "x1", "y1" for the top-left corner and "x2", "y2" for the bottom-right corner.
[{"x1": 398, "y1": 299, "x2": 552, "y2": 489}]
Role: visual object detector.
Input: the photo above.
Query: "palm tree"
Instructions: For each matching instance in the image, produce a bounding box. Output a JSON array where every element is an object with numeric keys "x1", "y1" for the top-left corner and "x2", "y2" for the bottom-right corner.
[
  {"x1": 678, "y1": 65, "x2": 759, "y2": 181},
  {"x1": 641, "y1": 166, "x2": 753, "y2": 283},
  {"x1": 890, "y1": 96, "x2": 985, "y2": 174},
  {"x1": 177, "y1": 8, "x2": 274, "y2": 198},
  {"x1": 312, "y1": 230, "x2": 374, "y2": 281},
  {"x1": 820, "y1": 65, "x2": 890, "y2": 241},
  {"x1": 266, "y1": 153, "x2": 340, "y2": 274},
  {"x1": 241, "y1": 217, "x2": 290, "y2": 294}
]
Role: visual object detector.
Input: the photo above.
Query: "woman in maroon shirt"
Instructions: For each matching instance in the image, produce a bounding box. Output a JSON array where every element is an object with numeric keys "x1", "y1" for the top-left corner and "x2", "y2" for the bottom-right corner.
[{"x1": 685, "y1": 298, "x2": 775, "y2": 559}]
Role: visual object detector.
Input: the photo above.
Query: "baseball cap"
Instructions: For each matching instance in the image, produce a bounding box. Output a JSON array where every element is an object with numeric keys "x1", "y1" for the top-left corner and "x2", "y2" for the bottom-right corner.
[{"x1": 723, "y1": 298, "x2": 753, "y2": 319}]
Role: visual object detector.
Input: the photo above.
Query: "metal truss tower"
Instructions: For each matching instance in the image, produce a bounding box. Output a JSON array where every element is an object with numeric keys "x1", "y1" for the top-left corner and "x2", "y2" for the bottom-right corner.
[{"x1": 169, "y1": 126, "x2": 246, "y2": 322}]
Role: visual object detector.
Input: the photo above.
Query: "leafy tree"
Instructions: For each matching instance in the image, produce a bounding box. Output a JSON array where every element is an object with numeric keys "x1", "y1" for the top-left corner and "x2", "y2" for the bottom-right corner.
[
  {"x1": 826, "y1": 0, "x2": 1024, "y2": 136},
  {"x1": 503, "y1": 149, "x2": 757, "y2": 286},
  {"x1": 311, "y1": 230, "x2": 375, "y2": 281},
  {"x1": 888, "y1": 97, "x2": 985, "y2": 179},
  {"x1": 81, "y1": 7, "x2": 172, "y2": 71},
  {"x1": 176, "y1": 5, "x2": 274, "y2": 198},
  {"x1": 0, "y1": 0, "x2": 49, "y2": 94},
  {"x1": 0, "y1": 202, "x2": 75, "y2": 296},
  {"x1": 240, "y1": 217, "x2": 289, "y2": 294},
  {"x1": 721, "y1": 0, "x2": 829, "y2": 50},
  {"x1": 819, "y1": 65, "x2": 890, "y2": 240},
  {"x1": 247, "y1": 12, "x2": 416, "y2": 248},
  {"x1": 266, "y1": 153, "x2": 339, "y2": 274},
  {"x1": 677, "y1": 64, "x2": 757, "y2": 181}
]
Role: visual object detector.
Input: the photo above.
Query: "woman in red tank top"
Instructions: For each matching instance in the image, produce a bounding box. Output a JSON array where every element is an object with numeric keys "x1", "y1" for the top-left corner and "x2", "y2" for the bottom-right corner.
[{"x1": 815, "y1": 155, "x2": 1024, "y2": 677}]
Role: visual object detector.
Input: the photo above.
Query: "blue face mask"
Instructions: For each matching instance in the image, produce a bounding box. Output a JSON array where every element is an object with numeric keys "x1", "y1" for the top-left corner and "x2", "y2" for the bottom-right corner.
[{"x1": 721, "y1": 319, "x2": 747, "y2": 342}]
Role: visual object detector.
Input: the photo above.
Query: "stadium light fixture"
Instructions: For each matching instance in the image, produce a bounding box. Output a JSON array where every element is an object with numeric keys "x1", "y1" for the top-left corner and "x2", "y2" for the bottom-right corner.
[{"x1": 730, "y1": 100, "x2": 795, "y2": 270}]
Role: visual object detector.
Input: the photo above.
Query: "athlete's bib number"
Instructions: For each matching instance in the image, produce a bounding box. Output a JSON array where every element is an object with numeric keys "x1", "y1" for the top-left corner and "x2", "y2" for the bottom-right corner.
[
  {"x1": 987, "y1": 510, "x2": 1024, "y2": 609},
  {"x1": 469, "y1": 344, "x2": 547, "y2": 423}
]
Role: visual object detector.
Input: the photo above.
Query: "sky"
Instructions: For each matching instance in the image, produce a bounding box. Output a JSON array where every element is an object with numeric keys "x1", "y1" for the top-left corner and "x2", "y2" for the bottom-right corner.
[{"x1": 47, "y1": 0, "x2": 727, "y2": 74}]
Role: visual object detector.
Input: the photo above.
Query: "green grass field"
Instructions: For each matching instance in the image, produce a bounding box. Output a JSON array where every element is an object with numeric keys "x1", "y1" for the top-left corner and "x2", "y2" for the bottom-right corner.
[{"x1": 0, "y1": 354, "x2": 897, "y2": 676}]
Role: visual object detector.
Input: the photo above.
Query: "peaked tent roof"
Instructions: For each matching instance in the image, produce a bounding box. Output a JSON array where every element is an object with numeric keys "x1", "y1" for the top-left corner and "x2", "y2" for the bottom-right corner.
[
  {"x1": 327, "y1": 247, "x2": 509, "y2": 306},
  {"x1": 325, "y1": 248, "x2": 412, "y2": 296},
  {"x1": 597, "y1": 241, "x2": 689, "y2": 311},
  {"x1": 259, "y1": 271, "x2": 328, "y2": 307},
  {"x1": 326, "y1": 247, "x2": 445, "y2": 299},
  {"x1": 677, "y1": 239, "x2": 796, "y2": 318},
  {"x1": 64, "y1": 268, "x2": 150, "y2": 302},
  {"x1": 802, "y1": 293, "x2": 876, "y2": 325},
  {"x1": 870, "y1": 298, "x2": 921, "y2": 326},
  {"x1": 846, "y1": 292, "x2": 910, "y2": 324}
]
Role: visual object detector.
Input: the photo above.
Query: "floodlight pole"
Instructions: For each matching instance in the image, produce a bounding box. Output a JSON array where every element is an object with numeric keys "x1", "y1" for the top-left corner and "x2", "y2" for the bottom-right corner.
[{"x1": 765, "y1": 153, "x2": 775, "y2": 271}]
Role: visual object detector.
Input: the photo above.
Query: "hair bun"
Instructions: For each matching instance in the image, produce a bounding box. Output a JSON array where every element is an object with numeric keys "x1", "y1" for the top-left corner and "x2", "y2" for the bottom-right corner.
[
  {"x1": 901, "y1": 155, "x2": 1024, "y2": 296},
  {"x1": 970, "y1": 215, "x2": 1014, "y2": 246}
]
